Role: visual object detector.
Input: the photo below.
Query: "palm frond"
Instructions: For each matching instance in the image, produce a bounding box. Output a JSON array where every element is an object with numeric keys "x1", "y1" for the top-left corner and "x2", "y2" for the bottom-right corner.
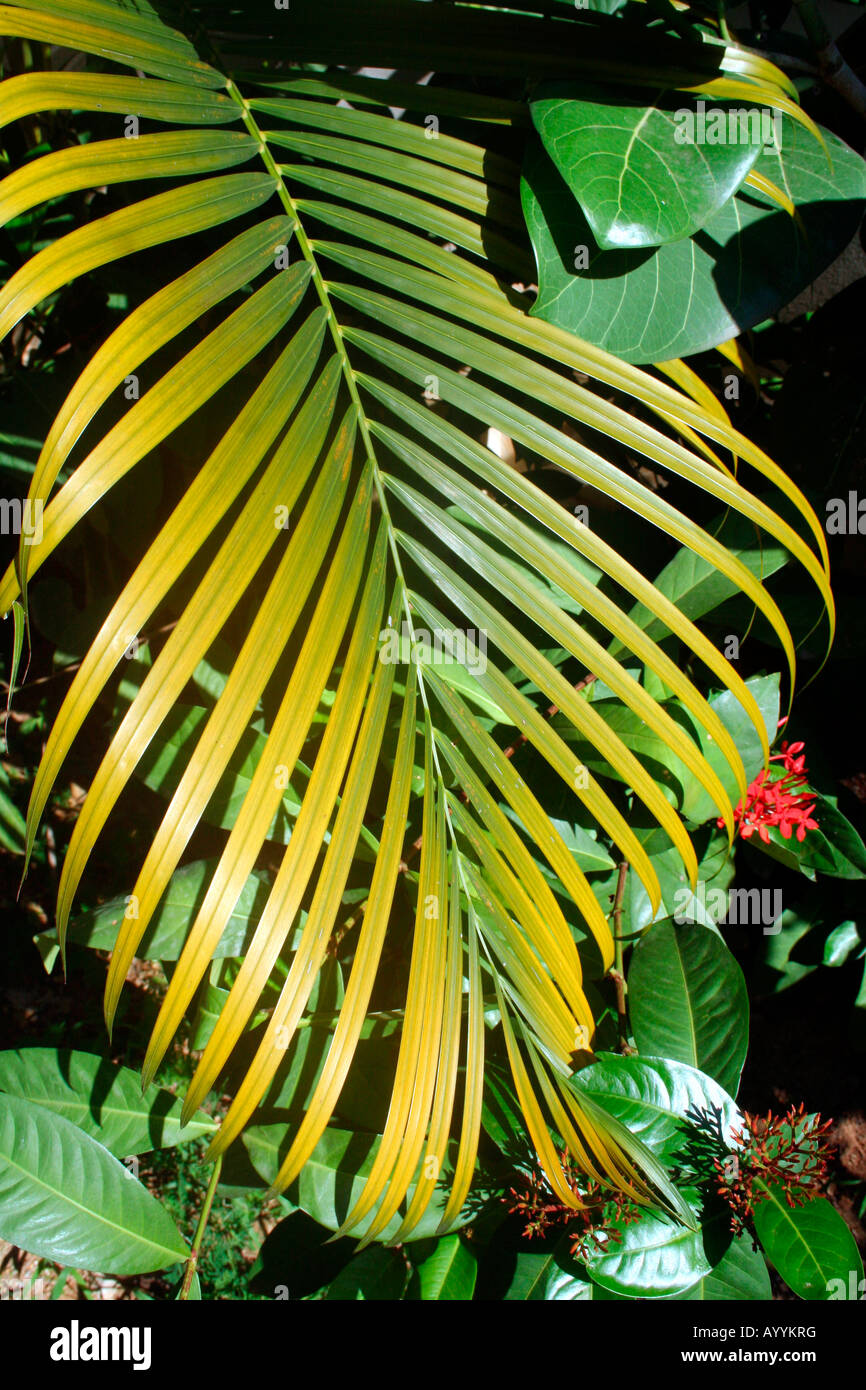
[{"x1": 0, "y1": 0, "x2": 832, "y2": 1236}]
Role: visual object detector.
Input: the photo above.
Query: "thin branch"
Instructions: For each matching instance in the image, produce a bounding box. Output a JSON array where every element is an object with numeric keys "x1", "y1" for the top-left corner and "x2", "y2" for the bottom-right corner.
[
  {"x1": 792, "y1": 0, "x2": 866, "y2": 119},
  {"x1": 609, "y1": 860, "x2": 630, "y2": 1053}
]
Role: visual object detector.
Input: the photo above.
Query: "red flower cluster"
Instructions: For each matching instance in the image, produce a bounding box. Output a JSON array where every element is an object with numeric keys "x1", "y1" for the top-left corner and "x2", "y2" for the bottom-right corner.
[
  {"x1": 718, "y1": 740, "x2": 819, "y2": 844},
  {"x1": 506, "y1": 1151, "x2": 641, "y2": 1261},
  {"x1": 714, "y1": 1103, "x2": 834, "y2": 1236}
]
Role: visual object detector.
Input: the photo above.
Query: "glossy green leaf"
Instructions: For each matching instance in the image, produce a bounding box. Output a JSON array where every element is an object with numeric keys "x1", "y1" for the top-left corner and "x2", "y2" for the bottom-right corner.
[
  {"x1": 549, "y1": 816, "x2": 616, "y2": 873},
  {"x1": 750, "y1": 794, "x2": 866, "y2": 881},
  {"x1": 248, "y1": 1210, "x2": 356, "y2": 1299},
  {"x1": 628, "y1": 921, "x2": 749, "y2": 1095},
  {"x1": 672, "y1": 1231, "x2": 772, "y2": 1299},
  {"x1": 408, "y1": 1234, "x2": 478, "y2": 1300},
  {"x1": 614, "y1": 829, "x2": 735, "y2": 941},
  {"x1": 0, "y1": 1093, "x2": 188, "y2": 1274},
  {"x1": 585, "y1": 1202, "x2": 728, "y2": 1297},
  {"x1": 569, "y1": 1054, "x2": 741, "y2": 1165},
  {"x1": 58, "y1": 859, "x2": 275, "y2": 960},
  {"x1": 531, "y1": 83, "x2": 763, "y2": 250},
  {"x1": 243, "y1": 1122, "x2": 468, "y2": 1244},
  {"x1": 524, "y1": 118, "x2": 866, "y2": 362},
  {"x1": 611, "y1": 512, "x2": 790, "y2": 656},
  {"x1": 753, "y1": 1188, "x2": 864, "y2": 1300},
  {"x1": 565, "y1": 673, "x2": 778, "y2": 825},
  {"x1": 823, "y1": 921, "x2": 861, "y2": 968},
  {"x1": 0, "y1": 1048, "x2": 215, "y2": 1154},
  {"x1": 502, "y1": 1241, "x2": 601, "y2": 1301},
  {"x1": 324, "y1": 1246, "x2": 408, "y2": 1300}
]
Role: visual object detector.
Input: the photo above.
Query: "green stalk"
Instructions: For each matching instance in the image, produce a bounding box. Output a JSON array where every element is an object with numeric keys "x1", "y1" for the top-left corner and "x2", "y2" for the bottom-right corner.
[{"x1": 178, "y1": 1155, "x2": 223, "y2": 1300}]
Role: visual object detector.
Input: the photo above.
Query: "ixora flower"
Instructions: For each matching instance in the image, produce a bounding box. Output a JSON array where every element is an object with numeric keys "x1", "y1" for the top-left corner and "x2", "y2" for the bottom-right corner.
[
  {"x1": 718, "y1": 739, "x2": 819, "y2": 844},
  {"x1": 506, "y1": 1151, "x2": 642, "y2": 1261},
  {"x1": 714, "y1": 1104, "x2": 834, "y2": 1237}
]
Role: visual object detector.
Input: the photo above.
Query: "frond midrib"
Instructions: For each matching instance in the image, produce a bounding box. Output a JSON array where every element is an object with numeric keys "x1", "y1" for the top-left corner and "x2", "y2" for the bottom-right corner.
[{"x1": 223, "y1": 73, "x2": 493, "y2": 985}]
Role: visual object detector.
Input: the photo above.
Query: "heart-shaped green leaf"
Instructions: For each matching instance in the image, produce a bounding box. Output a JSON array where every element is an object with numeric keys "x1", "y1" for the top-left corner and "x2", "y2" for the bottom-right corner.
[
  {"x1": 0, "y1": 1093, "x2": 188, "y2": 1275},
  {"x1": 531, "y1": 84, "x2": 764, "y2": 250}
]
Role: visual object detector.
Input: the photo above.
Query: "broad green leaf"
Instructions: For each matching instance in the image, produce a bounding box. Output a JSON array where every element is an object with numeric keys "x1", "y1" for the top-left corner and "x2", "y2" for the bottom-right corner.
[
  {"x1": 243, "y1": 1122, "x2": 469, "y2": 1243},
  {"x1": 408, "y1": 1234, "x2": 478, "y2": 1300},
  {"x1": 549, "y1": 816, "x2": 616, "y2": 873},
  {"x1": 569, "y1": 1054, "x2": 741, "y2": 1165},
  {"x1": 672, "y1": 1231, "x2": 772, "y2": 1299},
  {"x1": 324, "y1": 1246, "x2": 408, "y2": 1300},
  {"x1": 189, "y1": 981, "x2": 230, "y2": 1052},
  {"x1": 121, "y1": 702, "x2": 301, "y2": 841},
  {"x1": 585, "y1": 1202, "x2": 728, "y2": 1297},
  {"x1": 531, "y1": 84, "x2": 763, "y2": 250},
  {"x1": 418, "y1": 653, "x2": 508, "y2": 724},
  {"x1": 0, "y1": 1048, "x2": 215, "y2": 1154},
  {"x1": 0, "y1": 1093, "x2": 188, "y2": 1275},
  {"x1": 753, "y1": 1188, "x2": 864, "y2": 1300},
  {"x1": 504, "y1": 1249, "x2": 575, "y2": 1300},
  {"x1": 757, "y1": 907, "x2": 822, "y2": 994},
  {"x1": 60, "y1": 859, "x2": 275, "y2": 960},
  {"x1": 611, "y1": 512, "x2": 790, "y2": 655},
  {"x1": 564, "y1": 673, "x2": 779, "y2": 825},
  {"x1": 823, "y1": 921, "x2": 861, "y2": 968},
  {"x1": 750, "y1": 793, "x2": 866, "y2": 881},
  {"x1": 501, "y1": 1241, "x2": 604, "y2": 1300},
  {"x1": 679, "y1": 674, "x2": 780, "y2": 824},
  {"x1": 590, "y1": 826, "x2": 734, "y2": 940},
  {"x1": 628, "y1": 920, "x2": 749, "y2": 1095},
  {"x1": 523, "y1": 118, "x2": 866, "y2": 362},
  {"x1": 248, "y1": 1210, "x2": 356, "y2": 1299}
]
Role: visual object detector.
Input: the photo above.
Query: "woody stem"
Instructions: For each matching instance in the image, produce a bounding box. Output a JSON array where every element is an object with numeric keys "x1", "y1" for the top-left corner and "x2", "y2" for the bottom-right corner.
[{"x1": 610, "y1": 861, "x2": 629, "y2": 1051}]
